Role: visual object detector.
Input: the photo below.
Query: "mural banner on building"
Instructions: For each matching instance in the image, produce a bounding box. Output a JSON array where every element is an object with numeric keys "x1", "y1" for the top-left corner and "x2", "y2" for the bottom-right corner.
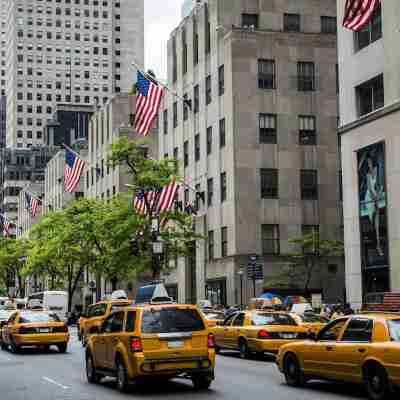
[{"x1": 357, "y1": 142, "x2": 389, "y2": 293}]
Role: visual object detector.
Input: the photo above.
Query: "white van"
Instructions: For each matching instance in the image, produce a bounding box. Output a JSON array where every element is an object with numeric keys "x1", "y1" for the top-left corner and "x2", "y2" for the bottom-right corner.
[{"x1": 27, "y1": 291, "x2": 68, "y2": 321}]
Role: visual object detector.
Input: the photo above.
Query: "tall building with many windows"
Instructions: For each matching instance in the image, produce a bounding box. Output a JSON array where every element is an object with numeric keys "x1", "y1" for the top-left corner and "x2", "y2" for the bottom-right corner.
[
  {"x1": 338, "y1": 1, "x2": 400, "y2": 307},
  {"x1": 160, "y1": 0, "x2": 343, "y2": 306},
  {"x1": 1, "y1": 0, "x2": 144, "y2": 148}
]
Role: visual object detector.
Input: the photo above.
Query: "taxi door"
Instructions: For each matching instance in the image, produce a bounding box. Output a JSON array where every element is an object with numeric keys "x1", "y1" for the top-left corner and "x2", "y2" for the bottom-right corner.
[
  {"x1": 301, "y1": 318, "x2": 348, "y2": 379},
  {"x1": 2, "y1": 312, "x2": 18, "y2": 345},
  {"x1": 92, "y1": 315, "x2": 113, "y2": 369},
  {"x1": 103, "y1": 311, "x2": 125, "y2": 370},
  {"x1": 214, "y1": 314, "x2": 236, "y2": 348},
  {"x1": 228, "y1": 313, "x2": 246, "y2": 350}
]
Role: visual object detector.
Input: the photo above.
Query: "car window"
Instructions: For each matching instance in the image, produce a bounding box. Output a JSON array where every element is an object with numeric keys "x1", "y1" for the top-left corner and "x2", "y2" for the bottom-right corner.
[
  {"x1": 91, "y1": 304, "x2": 107, "y2": 317},
  {"x1": 232, "y1": 313, "x2": 245, "y2": 327},
  {"x1": 110, "y1": 312, "x2": 124, "y2": 333},
  {"x1": 252, "y1": 313, "x2": 297, "y2": 326},
  {"x1": 341, "y1": 318, "x2": 373, "y2": 342},
  {"x1": 223, "y1": 313, "x2": 237, "y2": 326},
  {"x1": 126, "y1": 311, "x2": 136, "y2": 332},
  {"x1": 203, "y1": 311, "x2": 225, "y2": 320},
  {"x1": 141, "y1": 308, "x2": 205, "y2": 334},
  {"x1": 387, "y1": 320, "x2": 400, "y2": 341},
  {"x1": 318, "y1": 318, "x2": 348, "y2": 341},
  {"x1": 301, "y1": 314, "x2": 328, "y2": 323},
  {"x1": 19, "y1": 313, "x2": 60, "y2": 323},
  {"x1": 110, "y1": 303, "x2": 130, "y2": 313},
  {"x1": 103, "y1": 314, "x2": 115, "y2": 333}
]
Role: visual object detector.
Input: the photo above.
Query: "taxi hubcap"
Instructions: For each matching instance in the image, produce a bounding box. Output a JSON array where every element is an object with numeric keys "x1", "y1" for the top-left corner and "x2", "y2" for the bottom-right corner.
[
  {"x1": 371, "y1": 375, "x2": 382, "y2": 392},
  {"x1": 289, "y1": 362, "x2": 296, "y2": 376}
]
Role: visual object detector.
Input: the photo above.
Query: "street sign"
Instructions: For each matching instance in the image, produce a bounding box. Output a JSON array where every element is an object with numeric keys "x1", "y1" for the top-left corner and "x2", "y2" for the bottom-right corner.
[{"x1": 247, "y1": 255, "x2": 264, "y2": 281}]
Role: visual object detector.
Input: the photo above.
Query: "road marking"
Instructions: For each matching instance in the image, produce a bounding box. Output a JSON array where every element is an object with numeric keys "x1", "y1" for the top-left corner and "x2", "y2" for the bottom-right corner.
[{"x1": 42, "y1": 377, "x2": 70, "y2": 390}]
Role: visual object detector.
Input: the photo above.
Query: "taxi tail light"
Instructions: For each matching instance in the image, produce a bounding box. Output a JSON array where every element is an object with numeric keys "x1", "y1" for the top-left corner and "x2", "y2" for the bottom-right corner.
[
  {"x1": 18, "y1": 326, "x2": 37, "y2": 334},
  {"x1": 258, "y1": 329, "x2": 270, "y2": 339},
  {"x1": 130, "y1": 337, "x2": 143, "y2": 353},
  {"x1": 208, "y1": 333, "x2": 215, "y2": 348},
  {"x1": 53, "y1": 325, "x2": 68, "y2": 333}
]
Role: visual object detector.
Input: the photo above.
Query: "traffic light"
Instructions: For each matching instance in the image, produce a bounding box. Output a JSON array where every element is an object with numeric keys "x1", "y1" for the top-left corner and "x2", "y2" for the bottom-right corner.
[{"x1": 129, "y1": 238, "x2": 139, "y2": 256}]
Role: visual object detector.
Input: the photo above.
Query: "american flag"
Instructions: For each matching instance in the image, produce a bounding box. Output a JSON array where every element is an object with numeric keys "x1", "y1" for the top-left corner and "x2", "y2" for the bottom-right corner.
[
  {"x1": 25, "y1": 192, "x2": 40, "y2": 217},
  {"x1": 157, "y1": 178, "x2": 180, "y2": 214},
  {"x1": 343, "y1": 0, "x2": 380, "y2": 31},
  {"x1": 0, "y1": 214, "x2": 13, "y2": 237},
  {"x1": 64, "y1": 146, "x2": 86, "y2": 193},
  {"x1": 133, "y1": 191, "x2": 159, "y2": 215},
  {"x1": 134, "y1": 71, "x2": 164, "y2": 136}
]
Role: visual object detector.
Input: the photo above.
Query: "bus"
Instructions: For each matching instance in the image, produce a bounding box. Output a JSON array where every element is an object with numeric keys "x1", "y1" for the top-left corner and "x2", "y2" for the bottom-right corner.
[{"x1": 27, "y1": 291, "x2": 68, "y2": 321}]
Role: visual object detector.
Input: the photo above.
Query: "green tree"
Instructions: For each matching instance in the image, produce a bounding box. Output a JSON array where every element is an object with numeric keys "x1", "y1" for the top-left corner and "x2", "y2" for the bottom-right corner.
[
  {"x1": 264, "y1": 232, "x2": 344, "y2": 293},
  {"x1": 0, "y1": 238, "x2": 32, "y2": 298}
]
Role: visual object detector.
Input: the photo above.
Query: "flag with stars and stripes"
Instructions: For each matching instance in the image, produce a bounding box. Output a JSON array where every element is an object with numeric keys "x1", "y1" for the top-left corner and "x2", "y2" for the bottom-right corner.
[
  {"x1": 64, "y1": 146, "x2": 85, "y2": 193},
  {"x1": 343, "y1": 0, "x2": 380, "y2": 31},
  {"x1": 0, "y1": 214, "x2": 13, "y2": 237},
  {"x1": 157, "y1": 178, "x2": 179, "y2": 214},
  {"x1": 134, "y1": 71, "x2": 164, "y2": 136},
  {"x1": 25, "y1": 192, "x2": 40, "y2": 217},
  {"x1": 133, "y1": 191, "x2": 159, "y2": 215}
]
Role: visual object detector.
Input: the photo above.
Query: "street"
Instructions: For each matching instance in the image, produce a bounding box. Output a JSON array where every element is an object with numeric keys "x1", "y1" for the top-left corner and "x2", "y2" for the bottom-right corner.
[{"x1": 0, "y1": 330, "x2": 364, "y2": 400}]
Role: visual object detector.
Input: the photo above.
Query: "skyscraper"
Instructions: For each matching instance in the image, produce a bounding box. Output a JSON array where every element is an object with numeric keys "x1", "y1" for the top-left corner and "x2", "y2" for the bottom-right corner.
[{"x1": 1, "y1": 0, "x2": 144, "y2": 148}]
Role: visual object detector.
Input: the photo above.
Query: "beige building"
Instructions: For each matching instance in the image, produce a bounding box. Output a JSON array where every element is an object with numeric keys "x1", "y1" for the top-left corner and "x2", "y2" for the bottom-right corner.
[
  {"x1": 160, "y1": 0, "x2": 343, "y2": 306},
  {"x1": 337, "y1": 0, "x2": 399, "y2": 307}
]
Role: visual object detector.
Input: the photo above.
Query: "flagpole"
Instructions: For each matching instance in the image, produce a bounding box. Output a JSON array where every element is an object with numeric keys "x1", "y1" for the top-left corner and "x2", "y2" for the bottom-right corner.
[
  {"x1": 131, "y1": 60, "x2": 191, "y2": 107},
  {"x1": 23, "y1": 189, "x2": 42, "y2": 203}
]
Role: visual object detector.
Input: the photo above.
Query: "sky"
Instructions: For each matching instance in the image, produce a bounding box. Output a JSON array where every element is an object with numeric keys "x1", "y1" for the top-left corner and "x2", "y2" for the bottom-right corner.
[{"x1": 144, "y1": 1, "x2": 182, "y2": 80}]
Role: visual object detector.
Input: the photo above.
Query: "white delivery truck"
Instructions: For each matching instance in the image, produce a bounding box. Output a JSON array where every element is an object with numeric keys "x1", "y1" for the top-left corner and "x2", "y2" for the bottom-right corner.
[{"x1": 27, "y1": 291, "x2": 68, "y2": 321}]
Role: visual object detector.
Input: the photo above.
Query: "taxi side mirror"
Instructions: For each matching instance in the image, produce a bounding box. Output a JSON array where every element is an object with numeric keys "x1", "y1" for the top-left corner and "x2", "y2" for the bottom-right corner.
[{"x1": 89, "y1": 326, "x2": 100, "y2": 335}]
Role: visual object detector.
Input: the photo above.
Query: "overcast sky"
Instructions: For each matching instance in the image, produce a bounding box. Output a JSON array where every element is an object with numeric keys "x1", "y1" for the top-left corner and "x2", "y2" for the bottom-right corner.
[{"x1": 144, "y1": 1, "x2": 182, "y2": 79}]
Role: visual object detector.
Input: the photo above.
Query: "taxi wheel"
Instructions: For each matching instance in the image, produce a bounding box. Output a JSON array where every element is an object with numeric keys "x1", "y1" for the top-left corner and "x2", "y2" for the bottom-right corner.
[
  {"x1": 239, "y1": 339, "x2": 250, "y2": 359},
  {"x1": 283, "y1": 354, "x2": 305, "y2": 387},
  {"x1": 0, "y1": 342, "x2": 7, "y2": 351},
  {"x1": 57, "y1": 343, "x2": 68, "y2": 353},
  {"x1": 192, "y1": 375, "x2": 213, "y2": 390},
  {"x1": 116, "y1": 357, "x2": 130, "y2": 393},
  {"x1": 10, "y1": 339, "x2": 20, "y2": 354},
  {"x1": 364, "y1": 364, "x2": 391, "y2": 400},
  {"x1": 86, "y1": 353, "x2": 101, "y2": 384}
]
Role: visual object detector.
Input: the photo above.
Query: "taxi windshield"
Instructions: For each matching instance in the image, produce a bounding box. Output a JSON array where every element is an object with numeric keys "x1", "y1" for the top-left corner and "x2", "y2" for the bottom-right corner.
[
  {"x1": 19, "y1": 313, "x2": 60, "y2": 323},
  {"x1": 141, "y1": 308, "x2": 205, "y2": 333},
  {"x1": 388, "y1": 320, "x2": 400, "y2": 341},
  {"x1": 252, "y1": 313, "x2": 297, "y2": 326}
]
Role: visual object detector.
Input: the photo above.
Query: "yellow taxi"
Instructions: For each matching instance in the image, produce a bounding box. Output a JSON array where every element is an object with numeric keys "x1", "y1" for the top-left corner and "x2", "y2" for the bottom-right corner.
[
  {"x1": 85, "y1": 302, "x2": 215, "y2": 392},
  {"x1": 290, "y1": 313, "x2": 329, "y2": 334},
  {"x1": 202, "y1": 310, "x2": 226, "y2": 328},
  {"x1": 276, "y1": 313, "x2": 400, "y2": 400},
  {"x1": 78, "y1": 299, "x2": 131, "y2": 345},
  {"x1": 1, "y1": 310, "x2": 69, "y2": 353},
  {"x1": 211, "y1": 310, "x2": 308, "y2": 358},
  {"x1": 0, "y1": 309, "x2": 15, "y2": 345}
]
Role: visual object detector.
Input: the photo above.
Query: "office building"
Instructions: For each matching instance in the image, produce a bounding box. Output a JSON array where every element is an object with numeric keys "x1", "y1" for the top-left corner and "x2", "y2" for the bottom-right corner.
[
  {"x1": 0, "y1": 96, "x2": 5, "y2": 148},
  {"x1": 337, "y1": 1, "x2": 400, "y2": 307},
  {"x1": 1, "y1": 0, "x2": 144, "y2": 148},
  {"x1": 160, "y1": 0, "x2": 342, "y2": 305}
]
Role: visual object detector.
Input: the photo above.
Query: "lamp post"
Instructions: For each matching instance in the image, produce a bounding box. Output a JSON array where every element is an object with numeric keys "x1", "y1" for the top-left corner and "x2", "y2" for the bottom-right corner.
[{"x1": 237, "y1": 269, "x2": 244, "y2": 310}]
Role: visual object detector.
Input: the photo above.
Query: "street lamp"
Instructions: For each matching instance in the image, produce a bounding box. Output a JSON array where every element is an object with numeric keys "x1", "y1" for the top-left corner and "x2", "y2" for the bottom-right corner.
[{"x1": 237, "y1": 269, "x2": 244, "y2": 310}]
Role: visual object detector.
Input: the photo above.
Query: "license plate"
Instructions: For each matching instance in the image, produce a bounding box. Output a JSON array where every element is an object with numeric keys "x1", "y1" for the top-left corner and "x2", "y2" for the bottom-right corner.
[
  {"x1": 280, "y1": 333, "x2": 296, "y2": 339},
  {"x1": 39, "y1": 328, "x2": 51, "y2": 333},
  {"x1": 168, "y1": 340, "x2": 184, "y2": 349}
]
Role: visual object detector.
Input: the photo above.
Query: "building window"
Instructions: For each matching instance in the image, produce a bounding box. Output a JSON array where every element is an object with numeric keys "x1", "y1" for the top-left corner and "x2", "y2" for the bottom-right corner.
[
  {"x1": 356, "y1": 74, "x2": 384, "y2": 117},
  {"x1": 219, "y1": 118, "x2": 226, "y2": 148},
  {"x1": 259, "y1": 114, "x2": 277, "y2": 144},
  {"x1": 242, "y1": 13, "x2": 259, "y2": 29},
  {"x1": 302, "y1": 225, "x2": 319, "y2": 254},
  {"x1": 284, "y1": 13, "x2": 300, "y2": 32},
  {"x1": 205, "y1": 5, "x2": 211, "y2": 55},
  {"x1": 207, "y1": 126, "x2": 212, "y2": 155},
  {"x1": 297, "y1": 62, "x2": 315, "y2": 91},
  {"x1": 258, "y1": 59, "x2": 275, "y2": 89},
  {"x1": 182, "y1": 28, "x2": 187, "y2": 75},
  {"x1": 299, "y1": 115, "x2": 316, "y2": 145},
  {"x1": 184, "y1": 140, "x2": 189, "y2": 167},
  {"x1": 261, "y1": 169, "x2": 278, "y2": 199},
  {"x1": 207, "y1": 178, "x2": 213, "y2": 206},
  {"x1": 262, "y1": 224, "x2": 280, "y2": 255},
  {"x1": 301, "y1": 170, "x2": 318, "y2": 200},
  {"x1": 172, "y1": 36, "x2": 177, "y2": 83},
  {"x1": 173, "y1": 101, "x2": 178, "y2": 128},
  {"x1": 163, "y1": 109, "x2": 168, "y2": 134},
  {"x1": 220, "y1": 172, "x2": 227, "y2": 202},
  {"x1": 355, "y1": 5, "x2": 382, "y2": 51},
  {"x1": 221, "y1": 227, "x2": 228, "y2": 257},
  {"x1": 183, "y1": 94, "x2": 189, "y2": 121},
  {"x1": 321, "y1": 16, "x2": 337, "y2": 34},
  {"x1": 205, "y1": 75, "x2": 212, "y2": 105},
  {"x1": 195, "y1": 134, "x2": 200, "y2": 161},
  {"x1": 194, "y1": 84, "x2": 199, "y2": 113},
  {"x1": 208, "y1": 230, "x2": 214, "y2": 260},
  {"x1": 218, "y1": 65, "x2": 224, "y2": 96},
  {"x1": 193, "y1": 17, "x2": 199, "y2": 65}
]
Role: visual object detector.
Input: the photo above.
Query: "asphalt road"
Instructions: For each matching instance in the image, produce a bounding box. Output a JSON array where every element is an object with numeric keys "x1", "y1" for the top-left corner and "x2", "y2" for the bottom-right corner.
[{"x1": 0, "y1": 329, "x2": 366, "y2": 400}]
